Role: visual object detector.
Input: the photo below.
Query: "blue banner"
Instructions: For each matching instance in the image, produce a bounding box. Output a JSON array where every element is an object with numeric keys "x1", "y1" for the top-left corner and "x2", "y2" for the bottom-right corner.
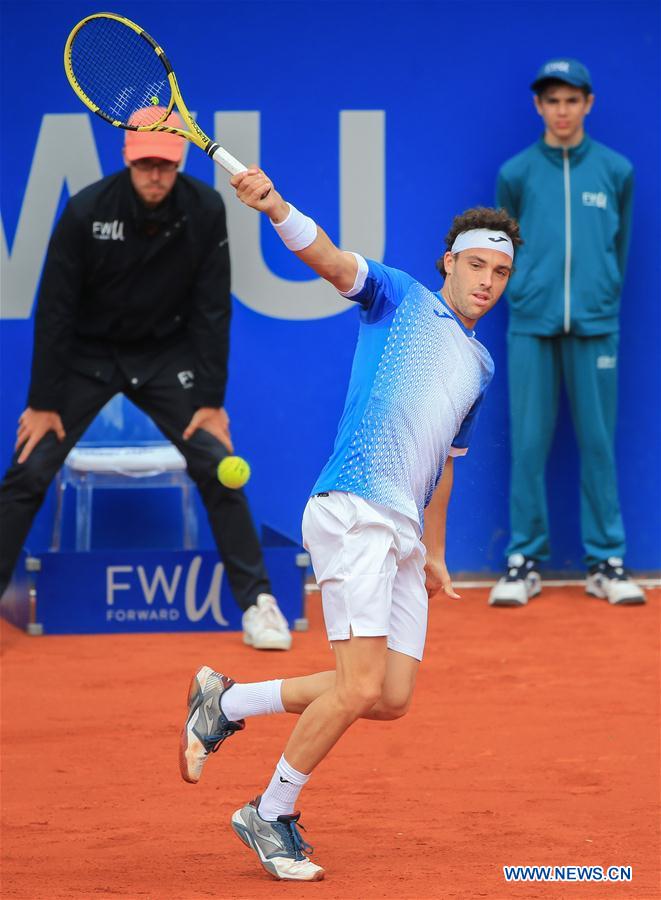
[
  {"x1": 1, "y1": 548, "x2": 305, "y2": 635},
  {"x1": 1, "y1": 1, "x2": 660, "y2": 571}
]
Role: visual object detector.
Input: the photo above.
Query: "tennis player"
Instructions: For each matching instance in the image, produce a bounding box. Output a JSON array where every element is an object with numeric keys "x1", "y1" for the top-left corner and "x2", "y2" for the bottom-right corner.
[{"x1": 179, "y1": 169, "x2": 521, "y2": 881}]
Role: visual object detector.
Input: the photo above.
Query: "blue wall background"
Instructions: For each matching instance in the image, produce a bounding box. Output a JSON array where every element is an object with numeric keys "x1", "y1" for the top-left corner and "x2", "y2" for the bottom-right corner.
[{"x1": 1, "y1": 0, "x2": 659, "y2": 573}]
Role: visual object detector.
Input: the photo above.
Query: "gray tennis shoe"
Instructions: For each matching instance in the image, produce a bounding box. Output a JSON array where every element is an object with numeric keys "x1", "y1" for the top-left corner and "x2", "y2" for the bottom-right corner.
[
  {"x1": 231, "y1": 798, "x2": 324, "y2": 882},
  {"x1": 179, "y1": 665, "x2": 245, "y2": 784}
]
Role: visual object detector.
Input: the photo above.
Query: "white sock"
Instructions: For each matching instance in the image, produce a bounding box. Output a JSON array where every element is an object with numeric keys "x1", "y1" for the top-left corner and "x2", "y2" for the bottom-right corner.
[
  {"x1": 221, "y1": 679, "x2": 284, "y2": 722},
  {"x1": 258, "y1": 755, "x2": 310, "y2": 821}
]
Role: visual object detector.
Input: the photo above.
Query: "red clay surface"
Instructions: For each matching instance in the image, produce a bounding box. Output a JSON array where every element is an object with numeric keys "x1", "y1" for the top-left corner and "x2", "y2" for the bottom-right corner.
[{"x1": 1, "y1": 586, "x2": 659, "y2": 900}]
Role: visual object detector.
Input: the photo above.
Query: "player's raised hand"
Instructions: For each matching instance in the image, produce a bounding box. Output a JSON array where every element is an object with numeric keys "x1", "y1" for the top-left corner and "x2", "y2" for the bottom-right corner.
[
  {"x1": 231, "y1": 167, "x2": 285, "y2": 217},
  {"x1": 15, "y1": 408, "x2": 66, "y2": 463}
]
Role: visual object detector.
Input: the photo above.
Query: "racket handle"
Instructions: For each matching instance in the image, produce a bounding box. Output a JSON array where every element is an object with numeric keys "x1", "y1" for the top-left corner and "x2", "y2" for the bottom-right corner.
[{"x1": 208, "y1": 143, "x2": 247, "y2": 176}]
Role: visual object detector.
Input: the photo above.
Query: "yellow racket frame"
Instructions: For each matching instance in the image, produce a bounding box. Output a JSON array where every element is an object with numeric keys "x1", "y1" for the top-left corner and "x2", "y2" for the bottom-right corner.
[{"x1": 64, "y1": 12, "x2": 246, "y2": 174}]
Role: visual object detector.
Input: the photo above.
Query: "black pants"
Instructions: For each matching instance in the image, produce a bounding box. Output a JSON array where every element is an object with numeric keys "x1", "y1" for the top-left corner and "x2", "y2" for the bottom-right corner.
[{"x1": 0, "y1": 355, "x2": 271, "y2": 612}]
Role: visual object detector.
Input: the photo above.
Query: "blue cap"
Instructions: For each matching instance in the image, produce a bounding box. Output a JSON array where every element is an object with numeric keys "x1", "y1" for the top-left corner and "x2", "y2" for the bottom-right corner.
[{"x1": 531, "y1": 58, "x2": 592, "y2": 93}]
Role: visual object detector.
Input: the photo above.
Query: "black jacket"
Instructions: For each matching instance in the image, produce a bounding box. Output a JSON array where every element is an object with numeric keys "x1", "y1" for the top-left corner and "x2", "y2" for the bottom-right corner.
[{"x1": 28, "y1": 169, "x2": 231, "y2": 411}]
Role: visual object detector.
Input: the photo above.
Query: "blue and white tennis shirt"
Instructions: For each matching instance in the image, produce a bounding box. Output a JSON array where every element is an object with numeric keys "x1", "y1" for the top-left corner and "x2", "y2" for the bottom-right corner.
[{"x1": 311, "y1": 256, "x2": 495, "y2": 531}]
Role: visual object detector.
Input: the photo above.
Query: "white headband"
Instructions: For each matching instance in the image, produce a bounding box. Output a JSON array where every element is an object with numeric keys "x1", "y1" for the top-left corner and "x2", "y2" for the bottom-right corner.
[{"x1": 451, "y1": 228, "x2": 514, "y2": 260}]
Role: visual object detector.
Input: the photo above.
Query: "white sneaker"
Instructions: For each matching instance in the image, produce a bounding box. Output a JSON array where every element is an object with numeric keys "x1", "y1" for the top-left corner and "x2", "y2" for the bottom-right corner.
[
  {"x1": 489, "y1": 554, "x2": 542, "y2": 607},
  {"x1": 179, "y1": 666, "x2": 245, "y2": 784},
  {"x1": 242, "y1": 594, "x2": 292, "y2": 650},
  {"x1": 586, "y1": 558, "x2": 646, "y2": 605},
  {"x1": 231, "y1": 798, "x2": 324, "y2": 881}
]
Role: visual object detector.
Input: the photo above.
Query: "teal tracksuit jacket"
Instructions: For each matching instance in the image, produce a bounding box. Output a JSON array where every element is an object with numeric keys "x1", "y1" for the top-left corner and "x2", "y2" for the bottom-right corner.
[{"x1": 496, "y1": 134, "x2": 634, "y2": 565}]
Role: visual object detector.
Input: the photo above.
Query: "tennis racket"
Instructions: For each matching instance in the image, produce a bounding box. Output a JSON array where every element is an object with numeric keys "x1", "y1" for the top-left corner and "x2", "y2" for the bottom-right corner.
[{"x1": 64, "y1": 12, "x2": 247, "y2": 176}]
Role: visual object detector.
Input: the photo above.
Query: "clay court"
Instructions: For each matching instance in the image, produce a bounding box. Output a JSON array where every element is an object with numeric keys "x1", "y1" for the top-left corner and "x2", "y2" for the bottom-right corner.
[{"x1": 1, "y1": 585, "x2": 659, "y2": 900}]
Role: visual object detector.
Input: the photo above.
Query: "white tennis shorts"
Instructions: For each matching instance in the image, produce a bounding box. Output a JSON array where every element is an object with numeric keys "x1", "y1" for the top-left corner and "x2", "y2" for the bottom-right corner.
[{"x1": 302, "y1": 491, "x2": 428, "y2": 660}]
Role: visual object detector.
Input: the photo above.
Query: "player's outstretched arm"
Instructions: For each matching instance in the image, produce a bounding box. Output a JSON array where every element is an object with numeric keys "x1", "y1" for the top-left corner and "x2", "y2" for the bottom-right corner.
[
  {"x1": 231, "y1": 167, "x2": 358, "y2": 293},
  {"x1": 423, "y1": 458, "x2": 461, "y2": 599}
]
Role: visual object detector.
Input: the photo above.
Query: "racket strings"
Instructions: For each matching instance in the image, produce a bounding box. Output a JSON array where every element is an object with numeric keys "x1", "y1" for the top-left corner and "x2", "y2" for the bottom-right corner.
[{"x1": 69, "y1": 17, "x2": 172, "y2": 125}]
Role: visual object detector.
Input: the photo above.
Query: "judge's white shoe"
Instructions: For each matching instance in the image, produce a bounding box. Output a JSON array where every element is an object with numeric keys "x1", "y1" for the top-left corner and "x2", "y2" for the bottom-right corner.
[{"x1": 242, "y1": 594, "x2": 292, "y2": 650}]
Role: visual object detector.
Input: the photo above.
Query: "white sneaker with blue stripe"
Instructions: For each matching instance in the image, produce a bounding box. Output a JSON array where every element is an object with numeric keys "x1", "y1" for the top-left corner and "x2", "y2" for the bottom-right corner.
[
  {"x1": 231, "y1": 797, "x2": 324, "y2": 882},
  {"x1": 179, "y1": 665, "x2": 245, "y2": 784}
]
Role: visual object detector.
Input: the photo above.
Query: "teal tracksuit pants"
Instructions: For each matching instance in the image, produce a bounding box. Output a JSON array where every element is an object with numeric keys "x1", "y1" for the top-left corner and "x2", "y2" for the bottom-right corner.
[{"x1": 506, "y1": 332, "x2": 625, "y2": 567}]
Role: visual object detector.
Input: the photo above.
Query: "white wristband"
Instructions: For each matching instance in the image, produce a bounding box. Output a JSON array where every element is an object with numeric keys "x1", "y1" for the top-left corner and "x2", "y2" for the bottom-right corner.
[{"x1": 271, "y1": 203, "x2": 318, "y2": 251}]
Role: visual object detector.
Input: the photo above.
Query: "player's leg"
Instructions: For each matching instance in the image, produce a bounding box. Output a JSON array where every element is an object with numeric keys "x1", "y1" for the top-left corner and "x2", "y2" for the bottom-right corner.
[
  {"x1": 271, "y1": 491, "x2": 401, "y2": 771},
  {"x1": 220, "y1": 645, "x2": 417, "y2": 720},
  {"x1": 181, "y1": 512, "x2": 423, "y2": 786},
  {"x1": 182, "y1": 495, "x2": 419, "y2": 728},
  {"x1": 281, "y1": 633, "x2": 389, "y2": 774},
  {"x1": 281, "y1": 646, "x2": 419, "y2": 720},
  {"x1": 0, "y1": 369, "x2": 122, "y2": 597},
  {"x1": 230, "y1": 493, "x2": 400, "y2": 881},
  {"x1": 250, "y1": 515, "x2": 422, "y2": 718},
  {"x1": 369, "y1": 649, "x2": 419, "y2": 718},
  {"x1": 365, "y1": 518, "x2": 425, "y2": 720},
  {"x1": 230, "y1": 633, "x2": 387, "y2": 883},
  {"x1": 180, "y1": 615, "x2": 418, "y2": 786},
  {"x1": 131, "y1": 350, "x2": 291, "y2": 647},
  {"x1": 178, "y1": 656, "x2": 399, "y2": 786},
  {"x1": 490, "y1": 334, "x2": 561, "y2": 606}
]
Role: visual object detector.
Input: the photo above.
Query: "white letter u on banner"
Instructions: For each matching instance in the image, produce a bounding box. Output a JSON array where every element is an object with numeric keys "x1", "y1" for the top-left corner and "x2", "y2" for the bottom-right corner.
[
  {"x1": 214, "y1": 110, "x2": 385, "y2": 321},
  {"x1": 184, "y1": 556, "x2": 228, "y2": 625}
]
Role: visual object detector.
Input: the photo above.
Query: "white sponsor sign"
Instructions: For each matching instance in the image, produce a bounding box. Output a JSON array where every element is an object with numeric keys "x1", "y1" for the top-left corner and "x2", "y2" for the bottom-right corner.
[
  {"x1": 2, "y1": 110, "x2": 386, "y2": 321},
  {"x1": 106, "y1": 556, "x2": 228, "y2": 625}
]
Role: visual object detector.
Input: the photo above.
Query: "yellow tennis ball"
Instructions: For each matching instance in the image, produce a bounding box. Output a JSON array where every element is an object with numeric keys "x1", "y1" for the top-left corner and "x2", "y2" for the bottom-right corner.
[{"x1": 217, "y1": 455, "x2": 251, "y2": 489}]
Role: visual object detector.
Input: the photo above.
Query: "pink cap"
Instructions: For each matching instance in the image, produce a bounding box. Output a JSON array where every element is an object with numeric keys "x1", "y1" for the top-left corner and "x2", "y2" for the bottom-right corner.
[{"x1": 124, "y1": 107, "x2": 185, "y2": 163}]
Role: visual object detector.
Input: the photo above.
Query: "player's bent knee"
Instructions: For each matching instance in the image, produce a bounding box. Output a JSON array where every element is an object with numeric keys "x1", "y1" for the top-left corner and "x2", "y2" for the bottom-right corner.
[
  {"x1": 378, "y1": 692, "x2": 413, "y2": 720},
  {"x1": 337, "y1": 683, "x2": 383, "y2": 717},
  {"x1": 383, "y1": 699, "x2": 412, "y2": 720}
]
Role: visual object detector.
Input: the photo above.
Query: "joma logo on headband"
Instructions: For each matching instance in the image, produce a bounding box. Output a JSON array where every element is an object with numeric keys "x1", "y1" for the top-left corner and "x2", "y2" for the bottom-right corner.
[{"x1": 451, "y1": 228, "x2": 514, "y2": 259}]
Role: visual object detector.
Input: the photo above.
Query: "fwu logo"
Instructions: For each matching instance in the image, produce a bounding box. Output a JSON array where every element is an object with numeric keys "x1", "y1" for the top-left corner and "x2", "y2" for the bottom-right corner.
[
  {"x1": 582, "y1": 191, "x2": 607, "y2": 209},
  {"x1": 1, "y1": 110, "x2": 385, "y2": 321},
  {"x1": 105, "y1": 556, "x2": 229, "y2": 626},
  {"x1": 93, "y1": 219, "x2": 124, "y2": 241}
]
